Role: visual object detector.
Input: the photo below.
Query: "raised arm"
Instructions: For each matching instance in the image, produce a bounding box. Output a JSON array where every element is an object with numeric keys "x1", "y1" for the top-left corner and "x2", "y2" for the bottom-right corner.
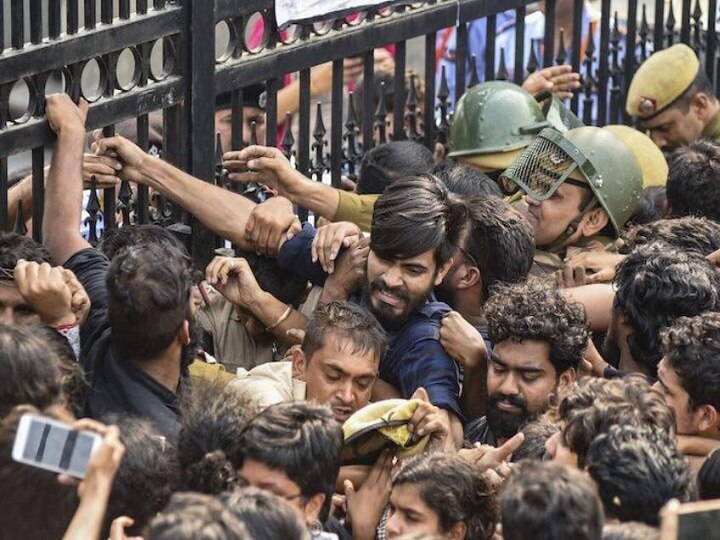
[{"x1": 43, "y1": 95, "x2": 91, "y2": 265}]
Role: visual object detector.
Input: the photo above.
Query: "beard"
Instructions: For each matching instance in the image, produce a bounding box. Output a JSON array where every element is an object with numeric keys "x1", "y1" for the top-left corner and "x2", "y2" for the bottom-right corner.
[
  {"x1": 365, "y1": 276, "x2": 431, "y2": 332},
  {"x1": 486, "y1": 392, "x2": 536, "y2": 440}
]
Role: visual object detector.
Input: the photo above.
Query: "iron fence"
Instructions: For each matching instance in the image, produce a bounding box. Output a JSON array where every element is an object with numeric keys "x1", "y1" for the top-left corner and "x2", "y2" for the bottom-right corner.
[{"x1": 0, "y1": 0, "x2": 717, "y2": 265}]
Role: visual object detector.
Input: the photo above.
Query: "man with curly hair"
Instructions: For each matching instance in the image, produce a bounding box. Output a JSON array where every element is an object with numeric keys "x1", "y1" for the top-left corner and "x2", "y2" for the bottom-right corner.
[
  {"x1": 655, "y1": 313, "x2": 720, "y2": 445},
  {"x1": 465, "y1": 280, "x2": 589, "y2": 445}
]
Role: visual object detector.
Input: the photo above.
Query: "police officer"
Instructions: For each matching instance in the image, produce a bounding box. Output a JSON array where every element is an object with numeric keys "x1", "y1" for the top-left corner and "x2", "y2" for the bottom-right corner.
[
  {"x1": 499, "y1": 127, "x2": 643, "y2": 274},
  {"x1": 626, "y1": 43, "x2": 720, "y2": 151}
]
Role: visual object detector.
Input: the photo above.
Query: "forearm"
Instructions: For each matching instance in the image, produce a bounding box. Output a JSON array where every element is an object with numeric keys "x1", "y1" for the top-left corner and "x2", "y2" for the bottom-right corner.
[
  {"x1": 7, "y1": 175, "x2": 34, "y2": 229},
  {"x1": 247, "y1": 291, "x2": 308, "y2": 347},
  {"x1": 445, "y1": 410, "x2": 463, "y2": 450},
  {"x1": 283, "y1": 174, "x2": 340, "y2": 220},
  {"x1": 460, "y1": 362, "x2": 487, "y2": 421},
  {"x1": 43, "y1": 127, "x2": 90, "y2": 265},
  {"x1": 142, "y1": 158, "x2": 255, "y2": 249},
  {"x1": 560, "y1": 284, "x2": 614, "y2": 332},
  {"x1": 62, "y1": 482, "x2": 112, "y2": 540}
]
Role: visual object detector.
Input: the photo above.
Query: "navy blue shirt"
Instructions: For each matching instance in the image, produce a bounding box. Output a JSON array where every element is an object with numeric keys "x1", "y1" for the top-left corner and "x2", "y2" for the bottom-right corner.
[{"x1": 278, "y1": 224, "x2": 463, "y2": 420}]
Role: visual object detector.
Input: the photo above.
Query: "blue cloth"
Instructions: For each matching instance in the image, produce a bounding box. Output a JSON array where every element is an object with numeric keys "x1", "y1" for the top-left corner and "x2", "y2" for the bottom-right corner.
[{"x1": 277, "y1": 224, "x2": 463, "y2": 419}]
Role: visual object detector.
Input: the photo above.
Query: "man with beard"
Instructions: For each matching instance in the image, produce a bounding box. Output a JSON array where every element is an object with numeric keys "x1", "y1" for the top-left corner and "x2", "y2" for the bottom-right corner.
[
  {"x1": 41, "y1": 94, "x2": 194, "y2": 441},
  {"x1": 465, "y1": 280, "x2": 588, "y2": 445}
]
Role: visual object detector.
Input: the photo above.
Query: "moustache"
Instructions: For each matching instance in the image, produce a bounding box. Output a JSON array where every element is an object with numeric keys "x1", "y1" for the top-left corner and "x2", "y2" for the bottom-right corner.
[
  {"x1": 487, "y1": 392, "x2": 529, "y2": 413},
  {"x1": 370, "y1": 278, "x2": 411, "y2": 303}
]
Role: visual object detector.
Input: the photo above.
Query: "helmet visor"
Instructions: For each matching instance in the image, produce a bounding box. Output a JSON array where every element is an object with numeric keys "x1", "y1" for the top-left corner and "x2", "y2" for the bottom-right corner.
[{"x1": 499, "y1": 129, "x2": 593, "y2": 201}]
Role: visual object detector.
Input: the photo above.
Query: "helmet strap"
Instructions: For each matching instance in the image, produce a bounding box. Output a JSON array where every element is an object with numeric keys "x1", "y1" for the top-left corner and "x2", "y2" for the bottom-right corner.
[{"x1": 542, "y1": 197, "x2": 599, "y2": 254}]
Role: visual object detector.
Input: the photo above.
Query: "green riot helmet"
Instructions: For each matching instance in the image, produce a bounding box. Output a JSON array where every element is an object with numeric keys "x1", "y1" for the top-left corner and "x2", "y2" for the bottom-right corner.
[
  {"x1": 499, "y1": 126, "x2": 643, "y2": 234},
  {"x1": 535, "y1": 92, "x2": 584, "y2": 134},
  {"x1": 448, "y1": 81, "x2": 549, "y2": 172}
]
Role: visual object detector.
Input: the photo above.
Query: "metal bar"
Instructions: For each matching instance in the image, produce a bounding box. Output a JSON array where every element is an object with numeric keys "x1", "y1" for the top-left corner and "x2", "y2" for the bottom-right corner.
[
  {"x1": 680, "y1": 0, "x2": 691, "y2": 44},
  {"x1": 362, "y1": 50, "x2": 375, "y2": 149},
  {"x1": 623, "y1": 0, "x2": 638, "y2": 124},
  {"x1": 709, "y1": 0, "x2": 718, "y2": 84},
  {"x1": 11, "y1": 0, "x2": 24, "y2": 49},
  {"x1": 30, "y1": 0, "x2": 43, "y2": 44},
  {"x1": 298, "y1": 68, "x2": 311, "y2": 223},
  {"x1": 424, "y1": 31, "x2": 436, "y2": 149},
  {"x1": 543, "y1": 0, "x2": 556, "y2": 66},
  {"x1": 120, "y1": 0, "x2": 131, "y2": 19},
  {"x1": 330, "y1": 59, "x2": 343, "y2": 188},
  {"x1": 1, "y1": 8, "x2": 182, "y2": 84},
  {"x1": 570, "y1": 0, "x2": 583, "y2": 113},
  {"x1": 0, "y1": 158, "x2": 7, "y2": 231},
  {"x1": 136, "y1": 114, "x2": 150, "y2": 224},
  {"x1": 393, "y1": 40, "x2": 407, "y2": 140},
  {"x1": 514, "y1": 5, "x2": 526, "y2": 84},
  {"x1": 31, "y1": 147, "x2": 44, "y2": 242},
  {"x1": 231, "y1": 88, "x2": 243, "y2": 151},
  {"x1": 102, "y1": 125, "x2": 116, "y2": 233},
  {"x1": 137, "y1": 0, "x2": 148, "y2": 15},
  {"x1": 653, "y1": 0, "x2": 664, "y2": 51},
  {"x1": 101, "y1": 0, "x2": 113, "y2": 24},
  {"x1": 484, "y1": 14, "x2": 496, "y2": 80},
  {"x1": 265, "y1": 77, "x2": 280, "y2": 148},
  {"x1": 49, "y1": 0, "x2": 62, "y2": 39},
  {"x1": 85, "y1": 0, "x2": 96, "y2": 29},
  {"x1": 0, "y1": 1, "x2": 4, "y2": 49},
  {"x1": 597, "y1": 0, "x2": 611, "y2": 126},
  {"x1": 67, "y1": 0, "x2": 79, "y2": 35},
  {"x1": 455, "y1": 23, "x2": 468, "y2": 103},
  {"x1": 0, "y1": 77, "x2": 185, "y2": 158}
]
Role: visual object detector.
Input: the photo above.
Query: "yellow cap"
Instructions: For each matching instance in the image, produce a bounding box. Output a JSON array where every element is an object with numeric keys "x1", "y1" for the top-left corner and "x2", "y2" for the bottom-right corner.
[
  {"x1": 603, "y1": 125, "x2": 668, "y2": 187},
  {"x1": 341, "y1": 399, "x2": 430, "y2": 464},
  {"x1": 457, "y1": 148, "x2": 525, "y2": 173},
  {"x1": 626, "y1": 44, "x2": 700, "y2": 119}
]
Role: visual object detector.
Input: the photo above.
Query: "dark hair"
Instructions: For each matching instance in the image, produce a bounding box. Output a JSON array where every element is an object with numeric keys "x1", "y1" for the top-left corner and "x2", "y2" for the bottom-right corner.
[
  {"x1": 485, "y1": 280, "x2": 589, "y2": 376},
  {"x1": 30, "y1": 324, "x2": 87, "y2": 419},
  {"x1": 433, "y1": 161, "x2": 503, "y2": 198},
  {"x1": 354, "y1": 69, "x2": 425, "y2": 130},
  {"x1": 393, "y1": 453, "x2": 497, "y2": 540},
  {"x1": 178, "y1": 382, "x2": 249, "y2": 494},
  {"x1": 145, "y1": 492, "x2": 249, "y2": 540},
  {"x1": 620, "y1": 216, "x2": 720, "y2": 256},
  {"x1": 0, "y1": 406, "x2": 79, "y2": 540},
  {"x1": 613, "y1": 244, "x2": 720, "y2": 377},
  {"x1": 511, "y1": 416, "x2": 559, "y2": 463},
  {"x1": 624, "y1": 186, "x2": 667, "y2": 228},
  {"x1": 0, "y1": 323, "x2": 62, "y2": 418},
  {"x1": 356, "y1": 141, "x2": 435, "y2": 195},
  {"x1": 500, "y1": 462, "x2": 604, "y2": 540},
  {"x1": 586, "y1": 425, "x2": 694, "y2": 526},
  {"x1": 98, "y1": 224, "x2": 190, "y2": 262},
  {"x1": 221, "y1": 487, "x2": 308, "y2": 540},
  {"x1": 237, "y1": 401, "x2": 342, "y2": 522},
  {"x1": 667, "y1": 140, "x2": 720, "y2": 221},
  {"x1": 463, "y1": 196, "x2": 534, "y2": 299},
  {"x1": 602, "y1": 522, "x2": 660, "y2": 540},
  {"x1": 371, "y1": 174, "x2": 468, "y2": 267},
  {"x1": 103, "y1": 416, "x2": 182, "y2": 537},
  {"x1": 557, "y1": 376, "x2": 676, "y2": 469},
  {"x1": 106, "y1": 243, "x2": 192, "y2": 362},
  {"x1": 236, "y1": 250, "x2": 308, "y2": 307},
  {"x1": 697, "y1": 448, "x2": 720, "y2": 500},
  {"x1": 0, "y1": 232, "x2": 51, "y2": 267},
  {"x1": 302, "y1": 301, "x2": 386, "y2": 363},
  {"x1": 661, "y1": 313, "x2": 720, "y2": 411},
  {"x1": 675, "y1": 69, "x2": 716, "y2": 111}
]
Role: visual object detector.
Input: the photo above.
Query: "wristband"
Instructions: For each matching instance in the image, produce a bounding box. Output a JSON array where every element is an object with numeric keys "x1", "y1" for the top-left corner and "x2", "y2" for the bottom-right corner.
[{"x1": 266, "y1": 305, "x2": 292, "y2": 332}]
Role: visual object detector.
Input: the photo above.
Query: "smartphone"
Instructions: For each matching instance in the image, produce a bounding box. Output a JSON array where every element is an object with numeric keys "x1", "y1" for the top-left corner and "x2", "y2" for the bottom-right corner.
[{"x1": 11, "y1": 413, "x2": 102, "y2": 479}]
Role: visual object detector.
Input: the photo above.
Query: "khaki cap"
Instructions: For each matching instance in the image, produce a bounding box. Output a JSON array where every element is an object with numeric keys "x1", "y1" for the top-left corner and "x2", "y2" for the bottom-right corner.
[
  {"x1": 626, "y1": 44, "x2": 700, "y2": 119},
  {"x1": 457, "y1": 148, "x2": 525, "y2": 173},
  {"x1": 603, "y1": 125, "x2": 668, "y2": 187}
]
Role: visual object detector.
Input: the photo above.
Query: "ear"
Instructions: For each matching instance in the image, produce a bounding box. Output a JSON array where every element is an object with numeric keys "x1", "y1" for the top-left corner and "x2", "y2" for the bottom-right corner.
[
  {"x1": 291, "y1": 347, "x2": 308, "y2": 379},
  {"x1": 458, "y1": 264, "x2": 481, "y2": 290},
  {"x1": 179, "y1": 320, "x2": 190, "y2": 345},
  {"x1": 447, "y1": 521, "x2": 468, "y2": 540},
  {"x1": 559, "y1": 367, "x2": 576, "y2": 389},
  {"x1": 695, "y1": 404, "x2": 720, "y2": 434},
  {"x1": 579, "y1": 207, "x2": 609, "y2": 237},
  {"x1": 692, "y1": 92, "x2": 713, "y2": 119},
  {"x1": 435, "y1": 258, "x2": 455, "y2": 286},
  {"x1": 303, "y1": 493, "x2": 326, "y2": 525}
]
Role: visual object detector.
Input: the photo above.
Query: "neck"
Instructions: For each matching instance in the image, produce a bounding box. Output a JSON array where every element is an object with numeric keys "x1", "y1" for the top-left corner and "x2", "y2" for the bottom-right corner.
[
  {"x1": 453, "y1": 288, "x2": 487, "y2": 327},
  {"x1": 132, "y1": 342, "x2": 183, "y2": 392}
]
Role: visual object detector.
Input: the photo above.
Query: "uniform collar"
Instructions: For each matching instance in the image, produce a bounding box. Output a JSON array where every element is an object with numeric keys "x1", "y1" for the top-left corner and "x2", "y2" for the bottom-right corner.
[{"x1": 702, "y1": 109, "x2": 720, "y2": 140}]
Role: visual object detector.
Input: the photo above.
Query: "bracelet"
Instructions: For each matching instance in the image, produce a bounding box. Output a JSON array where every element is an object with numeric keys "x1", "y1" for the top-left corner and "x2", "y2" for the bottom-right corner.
[{"x1": 265, "y1": 305, "x2": 292, "y2": 332}]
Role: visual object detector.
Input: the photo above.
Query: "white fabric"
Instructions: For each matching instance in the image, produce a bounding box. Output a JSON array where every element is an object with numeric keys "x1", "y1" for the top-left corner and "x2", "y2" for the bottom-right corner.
[{"x1": 275, "y1": 0, "x2": 404, "y2": 27}]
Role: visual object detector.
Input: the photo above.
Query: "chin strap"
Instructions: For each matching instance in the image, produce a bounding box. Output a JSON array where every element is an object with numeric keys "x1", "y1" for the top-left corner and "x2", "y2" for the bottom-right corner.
[{"x1": 541, "y1": 198, "x2": 599, "y2": 254}]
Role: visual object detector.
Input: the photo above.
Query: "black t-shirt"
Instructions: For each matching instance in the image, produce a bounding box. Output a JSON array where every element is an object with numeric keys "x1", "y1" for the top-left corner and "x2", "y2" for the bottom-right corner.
[
  {"x1": 66, "y1": 248, "x2": 184, "y2": 441},
  {"x1": 464, "y1": 416, "x2": 498, "y2": 447}
]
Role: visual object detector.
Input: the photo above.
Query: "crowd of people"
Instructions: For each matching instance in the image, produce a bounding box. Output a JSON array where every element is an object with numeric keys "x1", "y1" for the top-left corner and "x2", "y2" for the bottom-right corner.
[{"x1": 4, "y1": 25, "x2": 720, "y2": 540}]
